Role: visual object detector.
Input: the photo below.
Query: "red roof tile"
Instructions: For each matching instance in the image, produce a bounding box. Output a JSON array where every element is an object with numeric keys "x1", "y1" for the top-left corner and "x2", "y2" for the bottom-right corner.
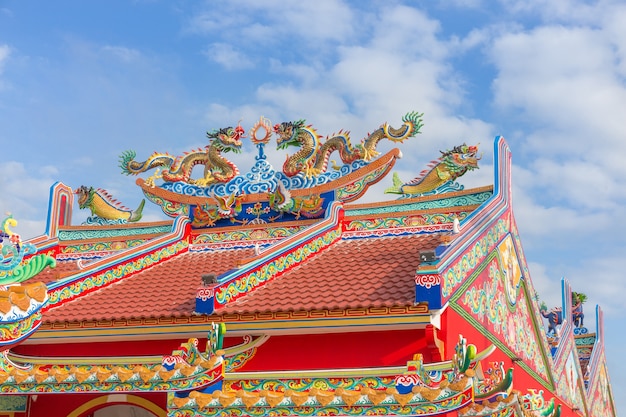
[
  {"x1": 44, "y1": 248, "x2": 254, "y2": 323},
  {"x1": 219, "y1": 234, "x2": 442, "y2": 314},
  {"x1": 44, "y1": 233, "x2": 441, "y2": 323},
  {"x1": 26, "y1": 260, "x2": 81, "y2": 284}
]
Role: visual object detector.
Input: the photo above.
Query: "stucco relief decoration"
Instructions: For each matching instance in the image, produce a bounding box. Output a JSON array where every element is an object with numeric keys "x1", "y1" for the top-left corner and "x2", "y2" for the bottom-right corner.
[
  {"x1": 591, "y1": 362, "x2": 614, "y2": 416},
  {"x1": 554, "y1": 349, "x2": 585, "y2": 412},
  {"x1": 459, "y1": 253, "x2": 548, "y2": 380},
  {"x1": 415, "y1": 274, "x2": 440, "y2": 289},
  {"x1": 497, "y1": 235, "x2": 522, "y2": 306},
  {"x1": 442, "y1": 218, "x2": 508, "y2": 299}
]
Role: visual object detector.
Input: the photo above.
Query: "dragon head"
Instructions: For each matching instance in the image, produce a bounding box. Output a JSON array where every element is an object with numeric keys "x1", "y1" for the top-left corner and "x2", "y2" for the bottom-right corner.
[
  {"x1": 74, "y1": 185, "x2": 94, "y2": 209},
  {"x1": 275, "y1": 119, "x2": 306, "y2": 150},
  {"x1": 441, "y1": 143, "x2": 481, "y2": 173},
  {"x1": 207, "y1": 125, "x2": 245, "y2": 153}
]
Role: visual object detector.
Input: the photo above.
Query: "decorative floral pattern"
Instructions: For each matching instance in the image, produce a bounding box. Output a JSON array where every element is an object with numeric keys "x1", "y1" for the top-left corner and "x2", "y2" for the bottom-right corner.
[
  {"x1": 442, "y1": 218, "x2": 508, "y2": 299},
  {"x1": 193, "y1": 225, "x2": 308, "y2": 245},
  {"x1": 345, "y1": 212, "x2": 470, "y2": 233},
  {"x1": 345, "y1": 191, "x2": 492, "y2": 217},
  {"x1": 459, "y1": 256, "x2": 548, "y2": 380}
]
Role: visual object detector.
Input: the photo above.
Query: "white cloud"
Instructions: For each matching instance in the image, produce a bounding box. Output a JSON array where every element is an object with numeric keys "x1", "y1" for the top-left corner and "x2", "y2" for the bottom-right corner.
[
  {"x1": 0, "y1": 44, "x2": 9, "y2": 89},
  {"x1": 204, "y1": 43, "x2": 254, "y2": 70},
  {"x1": 101, "y1": 45, "x2": 141, "y2": 63},
  {"x1": 188, "y1": 0, "x2": 355, "y2": 47},
  {"x1": 0, "y1": 44, "x2": 9, "y2": 70},
  {"x1": 497, "y1": 0, "x2": 601, "y2": 23},
  {"x1": 0, "y1": 162, "x2": 57, "y2": 238}
]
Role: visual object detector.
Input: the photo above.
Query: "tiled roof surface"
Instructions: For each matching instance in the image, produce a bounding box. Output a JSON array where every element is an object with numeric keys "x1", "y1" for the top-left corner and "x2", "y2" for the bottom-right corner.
[
  {"x1": 44, "y1": 233, "x2": 441, "y2": 323},
  {"x1": 219, "y1": 234, "x2": 442, "y2": 314},
  {"x1": 44, "y1": 248, "x2": 254, "y2": 323},
  {"x1": 27, "y1": 259, "x2": 81, "y2": 284}
]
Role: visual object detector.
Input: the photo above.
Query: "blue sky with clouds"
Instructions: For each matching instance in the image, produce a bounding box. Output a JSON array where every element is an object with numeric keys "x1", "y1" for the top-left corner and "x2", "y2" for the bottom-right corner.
[{"x1": 1, "y1": 0, "x2": 624, "y2": 410}]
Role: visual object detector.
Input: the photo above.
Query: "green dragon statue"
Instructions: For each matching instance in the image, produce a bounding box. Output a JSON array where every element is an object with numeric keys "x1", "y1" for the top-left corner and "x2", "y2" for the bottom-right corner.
[
  {"x1": 385, "y1": 143, "x2": 480, "y2": 196},
  {"x1": 119, "y1": 125, "x2": 245, "y2": 187},
  {"x1": 75, "y1": 186, "x2": 145, "y2": 222},
  {"x1": 275, "y1": 112, "x2": 423, "y2": 178}
]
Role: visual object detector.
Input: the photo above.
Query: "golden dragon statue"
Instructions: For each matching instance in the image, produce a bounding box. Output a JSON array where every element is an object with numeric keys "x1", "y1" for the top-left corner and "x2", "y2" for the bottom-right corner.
[
  {"x1": 385, "y1": 143, "x2": 481, "y2": 196},
  {"x1": 274, "y1": 112, "x2": 424, "y2": 178},
  {"x1": 119, "y1": 125, "x2": 245, "y2": 187}
]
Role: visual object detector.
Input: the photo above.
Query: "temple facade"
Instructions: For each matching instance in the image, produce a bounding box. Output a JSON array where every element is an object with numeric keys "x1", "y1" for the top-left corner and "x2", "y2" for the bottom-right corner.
[{"x1": 0, "y1": 114, "x2": 616, "y2": 416}]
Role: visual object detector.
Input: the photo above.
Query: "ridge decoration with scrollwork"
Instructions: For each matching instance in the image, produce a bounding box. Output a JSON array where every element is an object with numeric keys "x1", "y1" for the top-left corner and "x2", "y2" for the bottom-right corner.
[
  {"x1": 168, "y1": 336, "x2": 507, "y2": 417},
  {"x1": 0, "y1": 329, "x2": 225, "y2": 394}
]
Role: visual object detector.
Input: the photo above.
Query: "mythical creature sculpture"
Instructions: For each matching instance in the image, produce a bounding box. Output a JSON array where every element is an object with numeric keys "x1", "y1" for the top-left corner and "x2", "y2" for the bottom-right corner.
[
  {"x1": 539, "y1": 304, "x2": 563, "y2": 337},
  {"x1": 75, "y1": 185, "x2": 145, "y2": 222},
  {"x1": 275, "y1": 112, "x2": 424, "y2": 178},
  {"x1": 268, "y1": 182, "x2": 325, "y2": 219},
  {"x1": 191, "y1": 193, "x2": 243, "y2": 227},
  {"x1": 119, "y1": 125, "x2": 245, "y2": 187},
  {"x1": 385, "y1": 143, "x2": 480, "y2": 196},
  {"x1": 572, "y1": 291, "x2": 586, "y2": 328}
]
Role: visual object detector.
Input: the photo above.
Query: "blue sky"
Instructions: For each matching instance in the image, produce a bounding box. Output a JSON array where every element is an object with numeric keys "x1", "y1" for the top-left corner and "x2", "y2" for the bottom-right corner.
[{"x1": 1, "y1": 0, "x2": 624, "y2": 410}]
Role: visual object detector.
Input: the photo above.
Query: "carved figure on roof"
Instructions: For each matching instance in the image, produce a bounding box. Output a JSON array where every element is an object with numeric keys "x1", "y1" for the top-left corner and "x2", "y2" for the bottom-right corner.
[
  {"x1": 539, "y1": 303, "x2": 562, "y2": 337},
  {"x1": 1, "y1": 214, "x2": 55, "y2": 285},
  {"x1": 385, "y1": 143, "x2": 480, "y2": 196},
  {"x1": 572, "y1": 291, "x2": 586, "y2": 328},
  {"x1": 75, "y1": 186, "x2": 145, "y2": 223},
  {"x1": 119, "y1": 125, "x2": 245, "y2": 187},
  {"x1": 268, "y1": 182, "x2": 325, "y2": 219},
  {"x1": 0, "y1": 214, "x2": 54, "y2": 350},
  {"x1": 192, "y1": 192, "x2": 244, "y2": 227},
  {"x1": 275, "y1": 112, "x2": 424, "y2": 178}
]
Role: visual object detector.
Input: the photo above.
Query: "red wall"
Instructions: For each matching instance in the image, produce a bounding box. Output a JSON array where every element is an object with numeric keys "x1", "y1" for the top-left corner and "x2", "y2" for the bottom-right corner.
[{"x1": 239, "y1": 328, "x2": 430, "y2": 371}]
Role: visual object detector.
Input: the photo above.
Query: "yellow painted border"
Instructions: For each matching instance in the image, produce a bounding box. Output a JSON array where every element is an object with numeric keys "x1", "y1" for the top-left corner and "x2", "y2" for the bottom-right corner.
[
  {"x1": 66, "y1": 394, "x2": 165, "y2": 417},
  {"x1": 31, "y1": 313, "x2": 432, "y2": 342}
]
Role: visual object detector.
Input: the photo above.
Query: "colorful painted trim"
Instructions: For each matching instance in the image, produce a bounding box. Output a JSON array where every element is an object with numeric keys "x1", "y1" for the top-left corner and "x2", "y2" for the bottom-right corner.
[
  {"x1": 344, "y1": 210, "x2": 472, "y2": 233},
  {"x1": 192, "y1": 224, "x2": 310, "y2": 245},
  {"x1": 424, "y1": 137, "x2": 512, "y2": 307},
  {"x1": 169, "y1": 337, "x2": 496, "y2": 416},
  {"x1": 47, "y1": 239, "x2": 188, "y2": 309},
  {"x1": 196, "y1": 203, "x2": 343, "y2": 314},
  {"x1": 0, "y1": 338, "x2": 224, "y2": 394},
  {"x1": 459, "y1": 392, "x2": 561, "y2": 417},
  {"x1": 58, "y1": 223, "x2": 171, "y2": 241},
  {"x1": 142, "y1": 185, "x2": 190, "y2": 218},
  {"x1": 0, "y1": 311, "x2": 42, "y2": 349},
  {"x1": 169, "y1": 387, "x2": 473, "y2": 417},
  {"x1": 336, "y1": 162, "x2": 393, "y2": 203},
  {"x1": 440, "y1": 216, "x2": 509, "y2": 298},
  {"x1": 415, "y1": 273, "x2": 442, "y2": 310},
  {"x1": 46, "y1": 216, "x2": 190, "y2": 310},
  {"x1": 345, "y1": 189, "x2": 493, "y2": 217},
  {"x1": 61, "y1": 238, "x2": 149, "y2": 253},
  {"x1": 344, "y1": 223, "x2": 452, "y2": 239},
  {"x1": 45, "y1": 182, "x2": 74, "y2": 238},
  {"x1": 451, "y1": 250, "x2": 553, "y2": 388}
]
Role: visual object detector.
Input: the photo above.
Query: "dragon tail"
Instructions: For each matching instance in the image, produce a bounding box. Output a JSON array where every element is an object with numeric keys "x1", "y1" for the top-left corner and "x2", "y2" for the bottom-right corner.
[
  {"x1": 381, "y1": 111, "x2": 425, "y2": 143},
  {"x1": 402, "y1": 111, "x2": 425, "y2": 138},
  {"x1": 129, "y1": 199, "x2": 146, "y2": 222},
  {"x1": 384, "y1": 172, "x2": 405, "y2": 194},
  {"x1": 119, "y1": 150, "x2": 174, "y2": 176}
]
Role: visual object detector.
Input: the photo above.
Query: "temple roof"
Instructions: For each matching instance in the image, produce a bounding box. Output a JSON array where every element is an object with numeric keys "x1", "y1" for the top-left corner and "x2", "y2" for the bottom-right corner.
[
  {"x1": 43, "y1": 248, "x2": 254, "y2": 323},
  {"x1": 43, "y1": 233, "x2": 441, "y2": 323}
]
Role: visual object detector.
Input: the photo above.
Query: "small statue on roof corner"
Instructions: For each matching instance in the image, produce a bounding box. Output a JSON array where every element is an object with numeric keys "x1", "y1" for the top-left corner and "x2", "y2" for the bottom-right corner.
[
  {"x1": 74, "y1": 185, "x2": 145, "y2": 224},
  {"x1": 385, "y1": 143, "x2": 481, "y2": 197}
]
